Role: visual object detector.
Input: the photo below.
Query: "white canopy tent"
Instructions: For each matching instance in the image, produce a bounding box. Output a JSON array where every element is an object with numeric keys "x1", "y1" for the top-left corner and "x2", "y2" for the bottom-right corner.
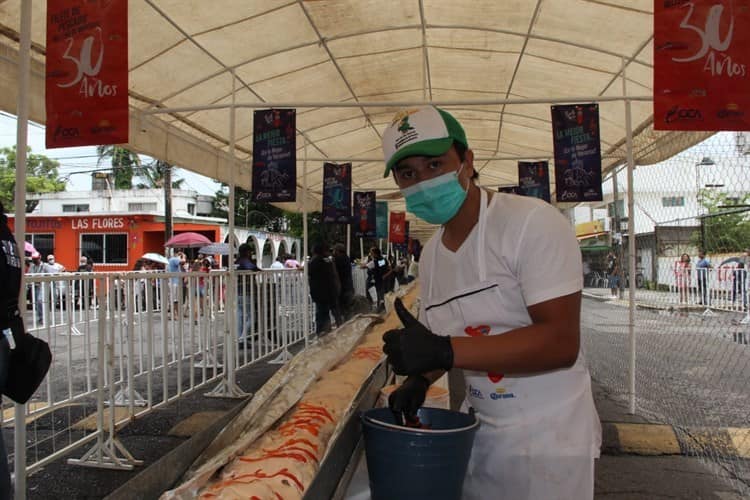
[
  {"x1": 0, "y1": 2, "x2": 722, "y2": 489},
  {"x1": 0, "y1": 0, "x2": 712, "y2": 241}
]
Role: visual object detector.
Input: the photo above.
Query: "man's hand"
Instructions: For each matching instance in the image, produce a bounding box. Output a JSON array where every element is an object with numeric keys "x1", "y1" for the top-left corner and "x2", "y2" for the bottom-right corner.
[
  {"x1": 388, "y1": 374, "x2": 430, "y2": 422},
  {"x1": 382, "y1": 298, "x2": 453, "y2": 375}
]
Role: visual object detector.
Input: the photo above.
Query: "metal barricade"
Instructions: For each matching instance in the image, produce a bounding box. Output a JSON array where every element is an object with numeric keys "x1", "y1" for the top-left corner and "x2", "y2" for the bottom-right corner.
[{"x1": 3, "y1": 268, "x2": 315, "y2": 493}]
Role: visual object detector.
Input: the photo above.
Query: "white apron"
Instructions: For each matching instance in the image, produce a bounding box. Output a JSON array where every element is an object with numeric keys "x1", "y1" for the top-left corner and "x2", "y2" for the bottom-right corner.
[{"x1": 423, "y1": 190, "x2": 600, "y2": 500}]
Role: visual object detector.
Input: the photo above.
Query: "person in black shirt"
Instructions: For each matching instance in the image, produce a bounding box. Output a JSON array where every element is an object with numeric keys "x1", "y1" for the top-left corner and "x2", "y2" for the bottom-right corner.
[
  {"x1": 0, "y1": 201, "x2": 21, "y2": 498},
  {"x1": 308, "y1": 242, "x2": 341, "y2": 335},
  {"x1": 332, "y1": 244, "x2": 354, "y2": 320}
]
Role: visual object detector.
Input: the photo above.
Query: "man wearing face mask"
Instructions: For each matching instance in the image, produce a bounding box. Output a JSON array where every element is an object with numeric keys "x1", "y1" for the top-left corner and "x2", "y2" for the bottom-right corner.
[{"x1": 380, "y1": 106, "x2": 600, "y2": 500}]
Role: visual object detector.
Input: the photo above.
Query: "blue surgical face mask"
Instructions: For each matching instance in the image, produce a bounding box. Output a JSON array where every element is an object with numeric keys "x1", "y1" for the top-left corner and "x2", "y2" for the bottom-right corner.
[{"x1": 401, "y1": 163, "x2": 468, "y2": 224}]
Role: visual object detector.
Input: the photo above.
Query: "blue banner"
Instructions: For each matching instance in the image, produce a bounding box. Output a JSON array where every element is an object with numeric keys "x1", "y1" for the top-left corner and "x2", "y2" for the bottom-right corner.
[
  {"x1": 252, "y1": 109, "x2": 296, "y2": 202},
  {"x1": 375, "y1": 201, "x2": 388, "y2": 239},
  {"x1": 551, "y1": 103, "x2": 603, "y2": 203},
  {"x1": 353, "y1": 191, "x2": 376, "y2": 238},
  {"x1": 518, "y1": 161, "x2": 551, "y2": 203},
  {"x1": 322, "y1": 162, "x2": 352, "y2": 224}
]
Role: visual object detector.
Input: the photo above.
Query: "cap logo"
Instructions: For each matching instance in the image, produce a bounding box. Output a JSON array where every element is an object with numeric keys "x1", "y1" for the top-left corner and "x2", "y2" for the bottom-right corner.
[{"x1": 392, "y1": 110, "x2": 420, "y2": 150}]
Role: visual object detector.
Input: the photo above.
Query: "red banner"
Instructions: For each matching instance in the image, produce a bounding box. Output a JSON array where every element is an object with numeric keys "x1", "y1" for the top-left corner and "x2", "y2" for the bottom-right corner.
[
  {"x1": 654, "y1": 1, "x2": 750, "y2": 131},
  {"x1": 389, "y1": 211, "x2": 406, "y2": 244},
  {"x1": 46, "y1": 0, "x2": 129, "y2": 148}
]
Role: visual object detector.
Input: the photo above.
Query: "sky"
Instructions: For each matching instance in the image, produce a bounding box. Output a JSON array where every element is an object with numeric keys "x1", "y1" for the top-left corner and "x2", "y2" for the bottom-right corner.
[{"x1": 0, "y1": 111, "x2": 222, "y2": 196}]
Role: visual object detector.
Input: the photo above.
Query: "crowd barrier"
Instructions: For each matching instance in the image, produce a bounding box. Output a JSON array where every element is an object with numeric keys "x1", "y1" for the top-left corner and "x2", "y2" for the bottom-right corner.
[{"x1": 2, "y1": 268, "x2": 314, "y2": 492}]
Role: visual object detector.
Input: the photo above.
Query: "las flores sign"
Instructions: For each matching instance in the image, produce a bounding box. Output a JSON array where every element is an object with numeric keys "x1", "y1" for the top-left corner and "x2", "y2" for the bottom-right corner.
[{"x1": 71, "y1": 217, "x2": 126, "y2": 230}]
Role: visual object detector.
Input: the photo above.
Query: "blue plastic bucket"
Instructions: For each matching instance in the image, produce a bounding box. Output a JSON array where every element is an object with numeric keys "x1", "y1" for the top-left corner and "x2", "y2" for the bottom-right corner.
[{"x1": 361, "y1": 407, "x2": 480, "y2": 500}]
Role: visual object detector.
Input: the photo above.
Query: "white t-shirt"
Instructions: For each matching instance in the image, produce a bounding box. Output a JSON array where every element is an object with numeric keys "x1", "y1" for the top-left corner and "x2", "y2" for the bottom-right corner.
[{"x1": 419, "y1": 192, "x2": 583, "y2": 334}]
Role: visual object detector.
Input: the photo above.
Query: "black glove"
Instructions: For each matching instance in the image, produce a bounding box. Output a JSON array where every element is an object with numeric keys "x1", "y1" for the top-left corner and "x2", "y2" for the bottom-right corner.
[
  {"x1": 389, "y1": 374, "x2": 430, "y2": 422},
  {"x1": 382, "y1": 298, "x2": 453, "y2": 376}
]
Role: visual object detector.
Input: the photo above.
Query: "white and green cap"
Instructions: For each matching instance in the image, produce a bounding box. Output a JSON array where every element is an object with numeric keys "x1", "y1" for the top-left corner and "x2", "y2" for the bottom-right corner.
[{"x1": 381, "y1": 106, "x2": 468, "y2": 178}]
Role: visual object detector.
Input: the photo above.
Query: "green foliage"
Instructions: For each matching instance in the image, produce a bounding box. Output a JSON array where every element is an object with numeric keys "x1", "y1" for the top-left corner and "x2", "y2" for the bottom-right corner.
[
  {"x1": 96, "y1": 145, "x2": 140, "y2": 189},
  {"x1": 0, "y1": 146, "x2": 66, "y2": 211},
  {"x1": 210, "y1": 184, "x2": 354, "y2": 254},
  {"x1": 135, "y1": 160, "x2": 185, "y2": 189},
  {"x1": 692, "y1": 189, "x2": 750, "y2": 253}
]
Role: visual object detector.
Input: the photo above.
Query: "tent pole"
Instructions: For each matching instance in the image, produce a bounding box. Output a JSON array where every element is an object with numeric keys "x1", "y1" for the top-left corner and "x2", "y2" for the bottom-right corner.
[
  {"x1": 622, "y1": 58, "x2": 637, "y2": 415},
  {"x1": 207, "y1": 70, "x2": 247, "y2": 399},
  {"x1": 13, "y1": 2, "x2": 32, "y2": 497},
  {"x1": 143, "y1": 95, "x2": 653, "y2": 116},
  {"x1": 302, "y1": 134, "x2": 309, "y2": 347}
]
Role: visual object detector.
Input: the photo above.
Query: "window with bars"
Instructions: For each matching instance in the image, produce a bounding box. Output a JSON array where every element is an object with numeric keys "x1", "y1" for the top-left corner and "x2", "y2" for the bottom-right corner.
[
  {"x1": 661, "y1": 196, "x2": 685, "y2": 207},
  {"x1": 62, "y1": 204, "x2": 90, "y2": 212},
  {"x1": 25, "y1": 233, "x2": 54, "y2": 259},
  {"x1": 128, "y1": 202, "x2": 158, "y2": 211},
  {"x1": 80, "y1": 233, "x2": 127, "y2": 264}
]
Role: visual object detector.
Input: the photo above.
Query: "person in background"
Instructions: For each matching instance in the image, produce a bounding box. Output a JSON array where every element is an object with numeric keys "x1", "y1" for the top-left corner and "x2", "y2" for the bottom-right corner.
[
  {"x1": 0, "y1": 201, "x2": 22, "y2": 498},
  {"x1": 364, "y1": 247, "x2": 391, "y2": 313},
  {"x1": 379, "y1": 106, "x2": 599, "y2": 499},
  {"x1": 606, "y1": 250, "x2": 619, "y2": 299},
  {"x1": 675, "y1": 253, "x2": 692, "y2": 305},
  {"x1": 27, "y1": 252, "x2": 50, "y2": 325},
  {"x1": 333, "y1": 243, "x2": 354, "y2": 320},
  {"x1": 270, "y1": 254, "x2": 285, "y2": 270},
  {"x1": 167, "y1": 251, "x2": 185, "y2": 320},
  {"x1": 732, "y1": 261, "x2": 746, "y2": 310},
  {"x1": 75, "y1": 255, "x2": 94, "y2": 309},
  {"x1": 695, "y1": 251, "x2": 711, "y2": 306},
  {"x1": 284, "y1": 254, "x2": 301, "y2": 269},
  {"x1": 236, "y1": 243, "x2": 258, "y2": 341},
  {"x1": 46, "y1": 254, "x2": 65, "y2": 273},
  {"x1": 308, "y1": 242, "x2": 342, "y2": 335}
]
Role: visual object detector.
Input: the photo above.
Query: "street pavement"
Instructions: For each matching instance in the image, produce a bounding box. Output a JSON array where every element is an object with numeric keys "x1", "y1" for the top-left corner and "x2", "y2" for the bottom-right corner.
[{"x1": 15, "y1": 296, "x2": 750, "y2": 499}]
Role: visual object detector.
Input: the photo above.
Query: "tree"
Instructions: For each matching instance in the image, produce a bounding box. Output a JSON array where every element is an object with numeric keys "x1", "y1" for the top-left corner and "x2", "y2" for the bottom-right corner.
[
  {"x1": 135, "y1": 160, "x2": 185, "y2": 189},
  {"x1": 693, "y1": 189, "x2": 750, "y2": 253},
  {"x1": 96, "y1": 145, "x2": 140, "y2": 189},
  {"x1": 0, "y1": 146, "x2": 66, "y2": 211}
]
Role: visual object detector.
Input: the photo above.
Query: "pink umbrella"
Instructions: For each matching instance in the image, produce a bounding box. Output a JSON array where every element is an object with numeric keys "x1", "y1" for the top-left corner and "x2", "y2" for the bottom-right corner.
[
  {"x1": 24, "y1": 241, "x2": 37, "y2": 255},
  {"x1": 164, "y1": 232, "x2": 212, "y2": 248}
]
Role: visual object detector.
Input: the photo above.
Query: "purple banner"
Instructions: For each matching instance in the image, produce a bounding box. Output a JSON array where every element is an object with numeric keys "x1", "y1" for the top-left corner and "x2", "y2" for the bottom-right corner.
[
  {"x1": 518, "y1": 161, "x2": 551, "y2": 203},
  {"x1": 252, "y1": 109, "x2": 296, "y2": 202},
  {"x1": 322, "y1": 162, "x2": 352, "y2": 224},
  {"x1": 551, "y1": 103, "x2": 603, "y2": 202},
  {"x1": 353, "y1": 191, "x2": 376, "y2": 238}
]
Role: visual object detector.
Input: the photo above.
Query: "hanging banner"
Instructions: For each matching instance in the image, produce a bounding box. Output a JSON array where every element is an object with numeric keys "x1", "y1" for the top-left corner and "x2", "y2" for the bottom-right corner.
[
  {"x1": 45, "y1": 0, "x2": 129, "y2": 148},
  {"x1": 551, "y1": 103, "x2": 603, "y2": 202},
  {"x1": 389, "y1": 211, "x2": 406, "y2": 244},
  {"x1": 517, "y1": 161, "x2": 551, "y2": 203},
  {"x1": 498, "y1": 185, "x2": 521, "y2": 194},
  {"x1": 252, "y1": 109, "x2": 297, "y2": 202},
  {"x1": 654, "y1": 1, "x2": 750, "y2": 131},
  {"x1": 375, "y1": 201, "x2": 388, "y2": 239},
  {"x1": 322, "y1": 162, "x2": 352, "y2": 224},
  {"x1": 394, "y1": 221, "x2": 410, "y2": 253},
  {"x1": 353, "y1": 191, "x2": 376, "y2": 238}
]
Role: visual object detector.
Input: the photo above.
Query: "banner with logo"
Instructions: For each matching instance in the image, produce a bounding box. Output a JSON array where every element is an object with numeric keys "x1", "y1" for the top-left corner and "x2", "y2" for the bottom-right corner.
[
  {"x1": 322, "y1": 162, "x2": 352, "y2": 224},
  {"x1": 375, "y1": 201, "x2": 388, "y2": 239},
  {"x1": 389, "y1": 211, "x2": 406, "y2": 244},
  {"x1": 517, "y1": 161, "x2": 551, "y2": 203},
  {"x1": 46, "y1": 0, "x2": 129, "y2": 148},
  {"x1": 551, "y1": 103, "x2": 603, "y2": 202},
  {"x1": 252, "y1": 109, "x2": 297, "y2": 202},
  {"x1": 353, "y1": 191, "x2": 376, "y2": 238},
  {"x1": 654, "y1": 1, "x2": 750, "y2": 131},
  {"x1": 498, "y1": 185, "x2": 521, "y2": 194},
  {"x1": 393, "y1": 221, "x2": 410, "y2": 254}
]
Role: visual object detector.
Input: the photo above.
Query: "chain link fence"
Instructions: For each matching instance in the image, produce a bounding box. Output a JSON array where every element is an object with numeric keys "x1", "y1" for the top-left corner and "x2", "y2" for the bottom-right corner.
[{"x1": 580, "y1": 131, "x2": 750, "y2": 494}]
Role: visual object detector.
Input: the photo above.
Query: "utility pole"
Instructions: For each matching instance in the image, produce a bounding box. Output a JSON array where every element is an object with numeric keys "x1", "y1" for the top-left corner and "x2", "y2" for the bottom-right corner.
[{"x1": 164, "y1": 161, "x2": 173, "y2": 254}]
